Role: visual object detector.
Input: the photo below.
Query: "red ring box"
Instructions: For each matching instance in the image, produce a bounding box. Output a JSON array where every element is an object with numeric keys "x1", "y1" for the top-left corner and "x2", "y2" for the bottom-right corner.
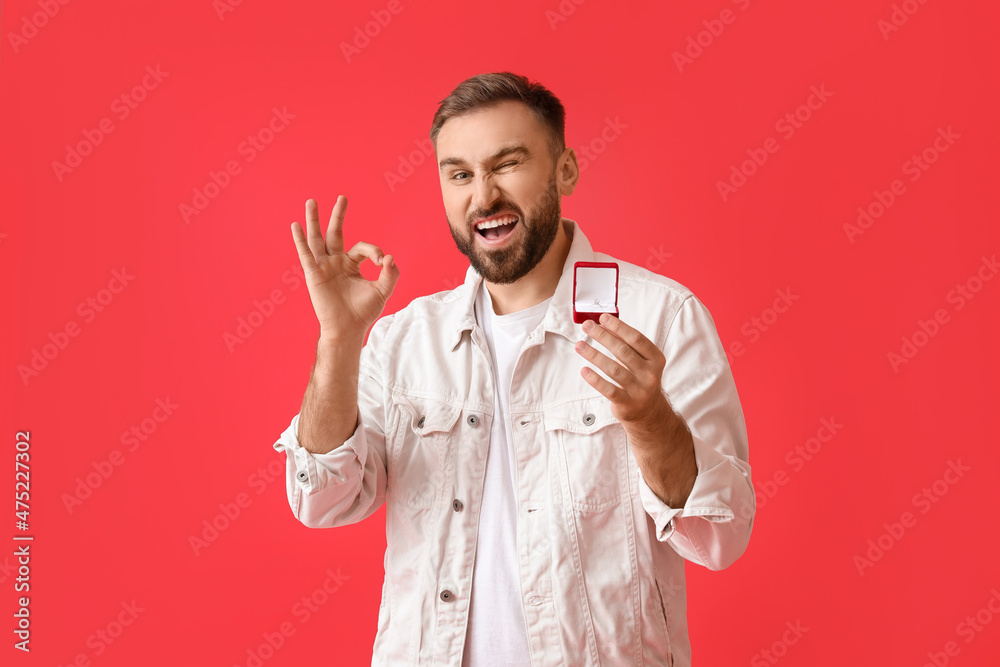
[{"x1": 573, "y1": 261, "x2": 619, "y2": 324}]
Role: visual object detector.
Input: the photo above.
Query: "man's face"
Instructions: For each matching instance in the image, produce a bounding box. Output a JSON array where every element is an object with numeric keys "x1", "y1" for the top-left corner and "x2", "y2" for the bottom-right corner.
[{"x1": 436, "y1": 100, "x2": 566, "y2": 285}]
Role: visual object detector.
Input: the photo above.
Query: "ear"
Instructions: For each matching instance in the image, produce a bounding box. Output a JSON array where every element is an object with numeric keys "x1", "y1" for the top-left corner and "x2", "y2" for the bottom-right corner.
[{"x1": 556, "y1": 146, "x2": 580, "y2": 196}]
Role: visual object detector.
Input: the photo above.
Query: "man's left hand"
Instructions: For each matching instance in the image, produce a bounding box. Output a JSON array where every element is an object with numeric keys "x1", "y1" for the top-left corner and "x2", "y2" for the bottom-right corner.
[
  {"x1": 574, "y1": 313, "x2": 697, "y2": 507},
  {"x1": 574, "y1": 313, "x2": 673, "y2": 433}
]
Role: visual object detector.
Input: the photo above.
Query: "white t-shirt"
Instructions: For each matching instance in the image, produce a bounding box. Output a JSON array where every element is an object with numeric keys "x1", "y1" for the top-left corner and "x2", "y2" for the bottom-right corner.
[{"x1": 462, "y1": 282, "x2": 552, "y2": 667}]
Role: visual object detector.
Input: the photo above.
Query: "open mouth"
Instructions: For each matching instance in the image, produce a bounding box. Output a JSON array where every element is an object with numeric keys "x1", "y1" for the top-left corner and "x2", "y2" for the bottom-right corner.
[{"x1": 475, "y1": 215, "x2": 519, "y2": 241}]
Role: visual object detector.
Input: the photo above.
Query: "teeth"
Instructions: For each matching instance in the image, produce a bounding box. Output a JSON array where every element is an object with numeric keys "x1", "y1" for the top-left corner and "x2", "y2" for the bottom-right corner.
[{"x1": 476, "y1": 215, "x2": 518, "y2": 230}]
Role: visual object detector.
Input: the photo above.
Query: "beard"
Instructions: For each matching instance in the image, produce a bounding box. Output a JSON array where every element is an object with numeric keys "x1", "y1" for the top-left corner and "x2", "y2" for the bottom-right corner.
[{"x1": 448, "y1": 173, "x2": 562, "y2": 285}]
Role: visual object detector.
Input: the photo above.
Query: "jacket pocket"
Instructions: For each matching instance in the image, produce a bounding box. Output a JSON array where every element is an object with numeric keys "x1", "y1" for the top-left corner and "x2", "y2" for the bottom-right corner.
[
  {"x1": 542, "y1": 397, "x2": 628, "y2": 511},
  {"x1": 652, "y1": 575, "x2": 675, "y2": 666},
  {"x1": 388, "y1": 393, "x2": 463, "y2": 509}
]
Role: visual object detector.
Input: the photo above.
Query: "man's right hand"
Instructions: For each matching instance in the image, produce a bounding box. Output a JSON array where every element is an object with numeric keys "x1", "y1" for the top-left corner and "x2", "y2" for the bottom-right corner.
[{"x1": 291, "y1": 196, "x2": 400, "y2": 342}]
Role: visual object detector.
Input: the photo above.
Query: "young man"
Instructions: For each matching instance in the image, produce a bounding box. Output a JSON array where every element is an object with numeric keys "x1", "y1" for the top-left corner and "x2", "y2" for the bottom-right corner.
[{"x1": 273, "y1": 72, "x2": 754, "y2": 666}]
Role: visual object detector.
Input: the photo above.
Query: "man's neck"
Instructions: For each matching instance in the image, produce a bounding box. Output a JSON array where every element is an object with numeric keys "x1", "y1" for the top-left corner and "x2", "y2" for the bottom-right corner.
[{"x1": 485, "y1": 222, "x2": 572, "y2": 316}]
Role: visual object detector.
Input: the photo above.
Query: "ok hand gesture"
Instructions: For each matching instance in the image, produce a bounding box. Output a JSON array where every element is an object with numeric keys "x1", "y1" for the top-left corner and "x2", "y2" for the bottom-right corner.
[{"x1": 290, "y1": 196, "x2": 400, "y2": 342}]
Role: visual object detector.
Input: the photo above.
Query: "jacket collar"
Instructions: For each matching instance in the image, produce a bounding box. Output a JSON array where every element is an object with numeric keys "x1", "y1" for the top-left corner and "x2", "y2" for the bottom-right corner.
[{"x1": 447, "y1": 218, "x2": 595, "y2": 351}]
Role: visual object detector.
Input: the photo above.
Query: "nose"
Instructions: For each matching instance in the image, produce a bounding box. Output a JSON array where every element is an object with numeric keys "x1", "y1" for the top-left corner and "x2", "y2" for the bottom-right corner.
[{"x1": 470, "y1": 173, "x2": 500, "y2": 214}]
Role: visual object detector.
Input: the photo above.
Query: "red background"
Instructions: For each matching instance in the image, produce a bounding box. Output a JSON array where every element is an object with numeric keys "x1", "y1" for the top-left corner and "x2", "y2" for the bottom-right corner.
[{"x1": 3, "y1": 0, "x2": 999, "y2": 664}]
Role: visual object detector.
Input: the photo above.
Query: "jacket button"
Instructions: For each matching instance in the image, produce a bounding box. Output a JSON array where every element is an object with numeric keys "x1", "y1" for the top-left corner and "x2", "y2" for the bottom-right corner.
[
  {"x1": 582, "y1": 413, "x2": 595, "y2": 426},
  {"x1": 296, "y1": 470, "x2": 307, "y2": 482},
  {"x1": 416, "y1": 416, "x2": 425, "y2": 428},
  {"x1": 466, "y1": 414, "x2": 479, "y2": 427},
  {"x1": 452, "y1": 499, "x2": 464, "y2": 512},
  {"x1": 440, "y1": 589, "x2": 454, "y2": 602}
]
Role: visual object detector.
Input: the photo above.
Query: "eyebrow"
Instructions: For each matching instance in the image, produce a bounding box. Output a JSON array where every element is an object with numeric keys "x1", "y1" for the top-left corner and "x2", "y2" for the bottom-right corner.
[{"x1": 438, "y1": 143, "x2": 531, "y2": 171}]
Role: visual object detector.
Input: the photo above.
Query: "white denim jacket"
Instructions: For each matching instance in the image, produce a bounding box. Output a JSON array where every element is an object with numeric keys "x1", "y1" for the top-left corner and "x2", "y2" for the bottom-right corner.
[{"x1": 273, "y1": 219, "x2": 755, "y2": 666}]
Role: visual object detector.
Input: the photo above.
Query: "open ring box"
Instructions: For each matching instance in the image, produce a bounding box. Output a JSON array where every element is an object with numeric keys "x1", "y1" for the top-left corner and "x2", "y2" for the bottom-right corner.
[{"x1": 573, "y1": 261, "x2": 619, "y2": 324}]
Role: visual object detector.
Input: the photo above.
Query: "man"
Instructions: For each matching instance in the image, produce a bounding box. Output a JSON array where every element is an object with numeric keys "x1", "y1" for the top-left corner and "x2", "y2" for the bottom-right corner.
[{"x1": 272, "y1": 72, "x2": 754, "y2": 666}]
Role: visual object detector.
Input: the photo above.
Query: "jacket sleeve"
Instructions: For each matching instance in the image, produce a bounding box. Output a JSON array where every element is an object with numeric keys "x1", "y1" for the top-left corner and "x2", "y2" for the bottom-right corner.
[
  {"x1": 271, "y1": 315, "x2": 394, "y2": 529},
  {"x1": 636, "y1": 293, "x2": 755, "y2": 571}
]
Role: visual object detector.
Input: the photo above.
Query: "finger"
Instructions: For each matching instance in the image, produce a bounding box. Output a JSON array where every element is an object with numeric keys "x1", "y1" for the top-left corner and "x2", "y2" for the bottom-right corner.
[
  {"x1": 326, "y1": 195, "x2": 347, "y2": 255},
  {"x1": 598, "y1": 314, "x2": 662, "y2": 362},
  {"x1": 376, "y1": 254, "x2": 400, "y2": 297},
  {"x1": 305, "y1": 199, "x2": 327, "y2": 259},
  {"x1": 575, "y1": 340, "x2": 634, "y2": 391},
  {"x1": 346, "y1": 241, "x2": 386, "y2": 269},
  {"x1": 583, "y1": 319, "x2": 644, "y2": 370},
  {"x1": 580, "y1": 365, "x2": 627, "y2": 403},
  {"x1": 290, "y1": 221, "x2": 319, "y2": 272}
]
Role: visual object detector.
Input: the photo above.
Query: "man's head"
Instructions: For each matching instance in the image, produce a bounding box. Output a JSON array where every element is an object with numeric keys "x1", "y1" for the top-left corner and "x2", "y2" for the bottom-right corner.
[{"x1": 431, "y1": 72, "x2": 579, "y2": 285}]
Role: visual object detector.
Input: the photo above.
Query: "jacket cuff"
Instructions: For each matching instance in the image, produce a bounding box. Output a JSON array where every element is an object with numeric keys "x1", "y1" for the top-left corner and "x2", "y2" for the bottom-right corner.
[
  {"x1": 272, "y1": 412, "x2": 367, "y2": 495},
  {"x1": 638, "y1": 433, "x2": 741, "y2": 542}
]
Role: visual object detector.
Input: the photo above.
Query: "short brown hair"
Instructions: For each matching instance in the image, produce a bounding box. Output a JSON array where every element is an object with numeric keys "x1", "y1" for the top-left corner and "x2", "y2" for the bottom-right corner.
[{"x1": 430, "y1": 72, "x2": 567, "y2": 166}]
